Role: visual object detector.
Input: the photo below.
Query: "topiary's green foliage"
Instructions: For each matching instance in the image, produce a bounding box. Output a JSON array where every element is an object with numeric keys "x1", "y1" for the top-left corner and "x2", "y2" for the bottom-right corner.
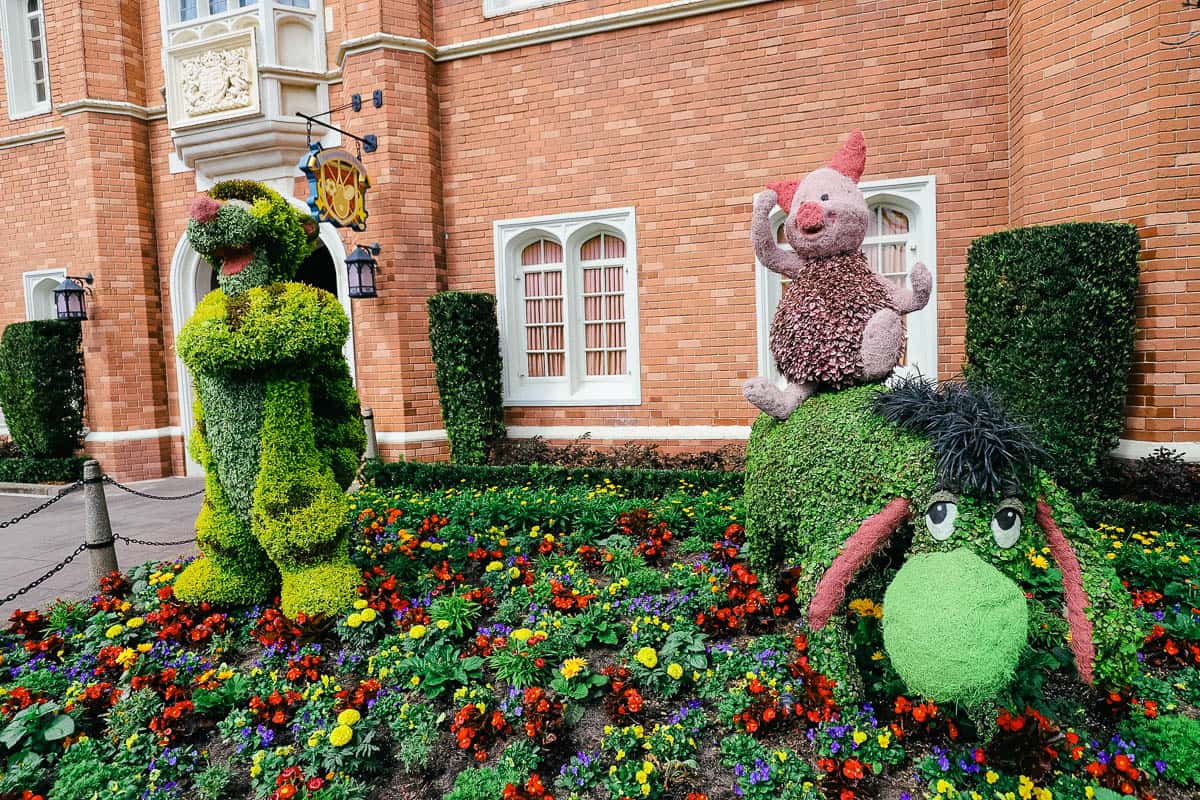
[
  {"x1": 965, "y1": 223, "x2": 1140, "y2": 490},
  {"x1": 175, "y1": 181, "x2": 365, "y2": 618},
  {"x1": 362, "y1": 459, "x2": 743, "y2": 496},
  {"x1": 744, "y1": 384, "x2": 1139, "y2": 707},
  {"x1": 1120, "y1": 713, "x2": 1200, "y2": 785},
  {"x1": 883, "y1": 549, "x2": 1027, "y2": 706},
  {"x1": 0, "y1": 456, "x2": 86, "y2": 483},
  {"x1": 427, "y1": 292, "x2": 504, "y2": 465},
  {"x1": 0, "y1": 320, "x2": 85, "y2": 458}
]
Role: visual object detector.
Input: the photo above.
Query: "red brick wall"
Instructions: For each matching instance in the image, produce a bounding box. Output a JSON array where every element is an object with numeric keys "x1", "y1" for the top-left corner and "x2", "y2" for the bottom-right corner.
[
  {"x1": 1008, "y1": 0, "x2": 1200, "y2": 445},
  {"x1": 437, "y1": 0, "x2": 1011, "y2": 431}
]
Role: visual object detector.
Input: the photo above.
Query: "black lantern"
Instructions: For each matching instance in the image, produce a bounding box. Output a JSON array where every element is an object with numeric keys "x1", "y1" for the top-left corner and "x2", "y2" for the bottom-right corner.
[
  {"x1": 346, "y1": 243, "x2": 380, "y2": 299},
  {"x1": 54, "y1": 274, "x2": 93, "y2": 321}
]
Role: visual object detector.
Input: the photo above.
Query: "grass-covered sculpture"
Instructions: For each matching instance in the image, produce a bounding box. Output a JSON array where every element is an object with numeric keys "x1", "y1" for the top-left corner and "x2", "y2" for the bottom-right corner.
[
  {"x1": 174, "y1": 180, "x2": 366, "y2": 619},
  {"x1": 744, "y1": 379, "x2": 1139, "y2": 712}
]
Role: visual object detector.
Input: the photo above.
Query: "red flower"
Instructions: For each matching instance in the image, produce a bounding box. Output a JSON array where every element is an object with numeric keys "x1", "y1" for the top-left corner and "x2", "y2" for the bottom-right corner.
[{"x1": 842, "y1": 759, "x2": 864, "y2": 780}]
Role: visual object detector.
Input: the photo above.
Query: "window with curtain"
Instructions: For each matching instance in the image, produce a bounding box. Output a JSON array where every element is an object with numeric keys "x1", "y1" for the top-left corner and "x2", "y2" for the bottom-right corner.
[
  {"x1": 496, "y1": 209, "x2": 640, "y2": 405},
  {"x1": 1, "y1": 0, "x2": 51, "y2": 118}
]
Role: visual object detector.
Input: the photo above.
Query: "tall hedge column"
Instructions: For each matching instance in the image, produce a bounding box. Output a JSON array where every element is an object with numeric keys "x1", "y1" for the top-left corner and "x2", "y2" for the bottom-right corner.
[{"x1": 427, "y1": 292, "x2": 505, "y2": 464}]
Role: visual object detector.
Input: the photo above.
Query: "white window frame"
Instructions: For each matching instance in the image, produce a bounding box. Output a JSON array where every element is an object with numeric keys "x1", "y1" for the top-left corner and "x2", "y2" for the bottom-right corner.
[
  {"x1": 494, "y1": 208, "x2": 641, "y2": 406},
  {"x1": 483, "y1": 0, "x2": 566, "y2": 18},
  {"x1": 22, "y1": 268, "x2": 66, "y2": 321},
  {"x1": 0, "y1": 0, "x2": 52, "y2": 119},
  {"x1": 755, "y1": 175, "x2": 938, "y2": 385}
]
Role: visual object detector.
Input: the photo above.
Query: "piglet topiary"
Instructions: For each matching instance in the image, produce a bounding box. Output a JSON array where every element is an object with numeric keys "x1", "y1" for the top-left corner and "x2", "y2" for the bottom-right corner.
[{"x1": 745, "y1": 131, "x2": 932, "y2": 420}]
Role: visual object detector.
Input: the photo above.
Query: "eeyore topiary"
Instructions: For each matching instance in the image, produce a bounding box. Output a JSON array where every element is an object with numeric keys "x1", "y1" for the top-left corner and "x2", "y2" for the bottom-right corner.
[
  {"x1": 744, "y1": 378, "x2": 1139, "y2": 711},
  {"x1": 174, "y1": 180, "x2": 366, "y2": 619}
]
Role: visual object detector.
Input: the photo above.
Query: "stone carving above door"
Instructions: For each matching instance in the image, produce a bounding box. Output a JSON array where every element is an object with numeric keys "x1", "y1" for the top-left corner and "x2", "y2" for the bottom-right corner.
[{"x1": 166, "y1": 29, "x2": 260, "y2": 129}]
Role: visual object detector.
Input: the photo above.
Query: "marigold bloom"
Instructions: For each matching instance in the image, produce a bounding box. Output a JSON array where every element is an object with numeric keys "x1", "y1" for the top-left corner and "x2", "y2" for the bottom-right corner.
[
  {"x1": 329, "y1": 725, "x2": 353, "y2": 747},
  {"x1": 337, "y1": 708, "x2": 361, "y2": 727},
  {"x1": 560, "y1": 657, "x2": 587, "y2": 679},
  {"x1": 666, "y1": 663, "x2": 683, "y2": 680},
  {"x1": 635, "y1": 647, "x2": 658, "y2": 669}
]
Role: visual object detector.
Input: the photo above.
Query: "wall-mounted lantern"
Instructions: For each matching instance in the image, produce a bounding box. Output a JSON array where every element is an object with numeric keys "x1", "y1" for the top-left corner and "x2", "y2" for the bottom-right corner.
[
  {"x1": 346, "y1": 244, "x2": 380, "y2": 299},
  {"x1": 54, "y1": 274, "x2": 94, "y2": 321}
]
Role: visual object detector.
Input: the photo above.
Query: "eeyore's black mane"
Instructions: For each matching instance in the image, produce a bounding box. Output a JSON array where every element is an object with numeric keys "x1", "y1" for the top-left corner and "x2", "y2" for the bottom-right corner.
[{"x1": 871, "y1": 375, "x2": 1043, "y2": 498}]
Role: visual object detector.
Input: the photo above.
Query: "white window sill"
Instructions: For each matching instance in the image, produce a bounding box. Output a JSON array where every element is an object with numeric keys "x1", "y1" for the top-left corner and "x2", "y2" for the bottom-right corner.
[
  {"x1": 503, "y1": 383, "x2": 641, "y2": 407},
  {"x1": 7, "y1": 102, "x2": 51, "y2": 121},
  {"x1": 483, "y1": 0, "x2": 568, "y2": 17}
]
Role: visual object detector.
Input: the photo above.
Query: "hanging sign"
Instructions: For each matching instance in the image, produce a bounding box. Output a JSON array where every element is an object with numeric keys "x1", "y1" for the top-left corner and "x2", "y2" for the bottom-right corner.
[{"x1": 300, "y1": 143, "x2": 371, "y2": 231}]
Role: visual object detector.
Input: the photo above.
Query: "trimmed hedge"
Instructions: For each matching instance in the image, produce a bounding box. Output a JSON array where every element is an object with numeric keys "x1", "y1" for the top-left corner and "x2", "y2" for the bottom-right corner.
[
  {"x1": 427, "y1": 292, "x2": 504, "y2": 465},
  {"x1": 1073, "y1": 496, "x2": 1200, "y2": 535},
  {"x1": 0, "y1": 320, "x2": 85, "y2": 458},
  {"x1": 361, "y1": 458, "x2": 744, "y2": 497},
  {"x1": 0, "y1": 456, "x2": 86, "y2": 484},
  {"x1": 965, "y1": 222, "x2": 1140, "y2": 491}
]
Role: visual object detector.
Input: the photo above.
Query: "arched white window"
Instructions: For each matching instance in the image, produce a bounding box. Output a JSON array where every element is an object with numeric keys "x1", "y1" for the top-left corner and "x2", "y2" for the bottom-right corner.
[
  {"x1": 495, "y1": 209, "x2": 640, "y2": 406},
  {"x1": 754, "y1": 176, "x2": 938, "y2": 384},
  {"x1": 22, "y1": 269, "x2": 66, "y2": 321},
  {"x1": 0, "y1": 0, "x2": 51, "y2": 119}
]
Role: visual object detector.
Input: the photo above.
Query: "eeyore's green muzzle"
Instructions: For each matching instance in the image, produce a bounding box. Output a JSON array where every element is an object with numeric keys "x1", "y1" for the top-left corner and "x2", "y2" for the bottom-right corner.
[{"x1": 882, "y1": 548, "x2": 1028, "y2": 706}]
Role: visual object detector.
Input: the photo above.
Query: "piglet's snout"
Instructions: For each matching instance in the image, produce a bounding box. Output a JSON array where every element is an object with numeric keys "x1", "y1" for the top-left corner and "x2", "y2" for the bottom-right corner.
[{"x1": 795, "y1": 201, "x2": 825, "y2": 233}]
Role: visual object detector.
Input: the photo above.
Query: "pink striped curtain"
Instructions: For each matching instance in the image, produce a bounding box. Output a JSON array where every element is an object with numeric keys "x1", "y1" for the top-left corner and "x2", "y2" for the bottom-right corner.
[
  {"x1": 521, "y1": 240, "x2": 565, "y2": 378},
  {"x1": 581, "y1": 234, "x2": 627, "y2": 376}
]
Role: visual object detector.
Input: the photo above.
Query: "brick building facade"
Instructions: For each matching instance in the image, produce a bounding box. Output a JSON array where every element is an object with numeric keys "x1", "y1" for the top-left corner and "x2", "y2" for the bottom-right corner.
[{"x1": 0, "y1": 0, "x2": 1196, "y2": 480}]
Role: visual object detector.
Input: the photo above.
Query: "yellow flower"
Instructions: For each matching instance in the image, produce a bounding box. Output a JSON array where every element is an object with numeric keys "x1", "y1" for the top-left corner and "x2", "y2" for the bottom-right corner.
[
  {"x1": 877, "y1": 732, "x2": 890, "y2": 748},
  {"x1": 937, "y1": 779, "x2": 953, "y2": 795},
  {"x1": 136, "y1": 643, "x2": 153, "y2": 653},
  {"x1": 986, "y1": 771, "x2": 999, "y2": 784},
  {"x1": 666, "y1": 663, "x2": 683, "y2": 680},
  {"x1": 560, "y1": 657, "x2": 588, "y2": 680},
  {"x1": 409, "y1": 624, "x2": 426, "y2": 639},
  {"x1": 346, "y1": 613, "x2": 363, "y2": 629},
  {"x1": 125, "y1": 617, "x2": 144, "y2": 629},
  {"x1": 1018, "y1": 775, "x2": 1034, "y2": 800},
  {"x1": 105, "y1": 624, "x2": 124, "y2": 639},
  {"x1": 635, "y1": 647, "x2": 658, "y2": 669},
  {"x1": 410, "y1": 675, "x2": 421, "y2": 686},
  {"x1": 1085, "y1": 788, "x2": 1094, "y2": 800},
  {"x1": 329, "y1": 725, "x2": 353, "y2": 747},
  {"x1": 508, "y1": 567, "x2": 522, "y2": 580},
  {"x1": 485, "y1": 561, "x2": 503, "y2": 572},
  {"x1": 1181, "y1": 554, "x2": 1191, "y2": 564},
  {"x1": 852, "y1": 731, "x2": 868, "y2": 745},
  {"x1": 354, "y1": 599, "x2": 369, "y2": 610},
  {"x1": 360, "y1": 608, "x2": 377, "y2": 623},
  {"x1": 337, "y1": 708, "x2": 361, "y2": 727},
  {"x1": 436, "y1": 619, "x2": 451, "y2": 630},
  {"x1": 512, "y1": 628, "x2": 533, "y2": 643}
]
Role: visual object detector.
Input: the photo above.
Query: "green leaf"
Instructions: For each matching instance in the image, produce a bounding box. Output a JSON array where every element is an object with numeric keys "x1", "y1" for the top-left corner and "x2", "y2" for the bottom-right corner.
[{"x1": 42, "y1": 714, "x2": 74, "y2": 742}]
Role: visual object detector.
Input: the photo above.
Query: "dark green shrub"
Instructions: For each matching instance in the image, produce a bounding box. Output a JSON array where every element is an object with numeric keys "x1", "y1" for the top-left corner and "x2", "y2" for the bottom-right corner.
[
  {"x1": 1073, "y1": 496, "x2": 1200, "y2": 536},
  {"x1": 489, "y1": 434, "x2": 745, "y2": 471},
  {"x1": 0, "y1": 456, "x2": 86, "y2": 484},
  {"x1": 427, "y1": 292, "x2": 504, "y2": 465},
  {"x1": 965, "y1": 223, "x2": 1140, "y2": 490},
  {"x1": 0, "y1": 320, "x2": 85, "y2": 458},
  {"x1": 1097, "y1": 448, "x2": 1200, "y2": 506},
  {"x1": 361, "y1": 459, "x2": 743, "y2": 496}
]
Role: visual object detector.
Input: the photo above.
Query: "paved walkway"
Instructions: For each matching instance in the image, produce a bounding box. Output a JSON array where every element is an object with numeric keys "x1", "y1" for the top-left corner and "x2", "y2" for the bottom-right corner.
[{"x1": 0, "y1": 477, "x2": 204, "y2": 612}]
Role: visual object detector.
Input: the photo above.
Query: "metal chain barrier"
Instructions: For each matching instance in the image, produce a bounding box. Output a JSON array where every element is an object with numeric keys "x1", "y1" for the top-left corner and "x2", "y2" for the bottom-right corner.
[
  {"x1": 101, "y1": 475, "x2": 205, "y2": 501},
  {"x1": 0, "y1": 480, "x2": 85, "y2": 530},
  {"x1": 114, "y1": 533, "x2": 197, "y2": 547},
  {"x1": 0, "y1": 543, "x2": 88, "y2": 608}
]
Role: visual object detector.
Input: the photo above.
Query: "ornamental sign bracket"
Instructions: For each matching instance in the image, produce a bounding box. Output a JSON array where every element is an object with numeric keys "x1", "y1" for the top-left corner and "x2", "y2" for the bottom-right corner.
[{"x1": 296, "y1": 93, "x2": 379, "y2": 230}]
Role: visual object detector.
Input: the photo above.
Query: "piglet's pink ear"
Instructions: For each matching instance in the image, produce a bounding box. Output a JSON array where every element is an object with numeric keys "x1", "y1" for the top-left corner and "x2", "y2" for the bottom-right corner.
[
  {"x1": 767, "y1": 181, "x2": 799, "y2": 213},
  {"x1": 829, "y1": 130, "x2": 867, "y2": 182}
]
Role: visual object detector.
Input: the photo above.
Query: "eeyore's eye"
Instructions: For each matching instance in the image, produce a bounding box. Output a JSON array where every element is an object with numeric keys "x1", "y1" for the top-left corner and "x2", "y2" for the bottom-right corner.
[
  {"x1": 924, "y1": 494, "x2": 958, "y2": 541},
  {"x1": 820, "y1": 193, "x2": 830, "y2": 201},
  {"x1": 991, "y1": 501, "x2": 1024, "y2": 549}
]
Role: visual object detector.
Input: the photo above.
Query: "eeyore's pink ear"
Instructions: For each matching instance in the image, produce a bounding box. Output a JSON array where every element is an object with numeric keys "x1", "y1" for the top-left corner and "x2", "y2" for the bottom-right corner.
[
  {"x1": 830, "y1": 130, "x2": 867, "y2": 182},
  {"x1": 767, "y1": 181, "x2": 799, "y2": 213}
]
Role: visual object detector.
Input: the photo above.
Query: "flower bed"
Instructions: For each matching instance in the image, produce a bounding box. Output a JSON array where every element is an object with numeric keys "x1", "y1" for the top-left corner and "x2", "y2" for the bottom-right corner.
[{"x1": 1, "y1": 482, "x2": 1198, "y2": 800}]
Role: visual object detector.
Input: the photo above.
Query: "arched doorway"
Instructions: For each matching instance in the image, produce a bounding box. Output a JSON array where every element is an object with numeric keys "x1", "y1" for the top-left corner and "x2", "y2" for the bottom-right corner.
[{"x1": 169, "y1": 219, "x2": 357, "y2": 476}]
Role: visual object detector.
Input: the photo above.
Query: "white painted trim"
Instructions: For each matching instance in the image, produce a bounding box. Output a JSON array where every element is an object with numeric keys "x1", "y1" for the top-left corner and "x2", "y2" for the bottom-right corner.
[
  {"x1": 0, "y1": 126, "x2": 63, "y2": 150},
  {"x1": 483, "y1": 0, "x2": 565, "y2": 19},
  {"x1": 1112, "y1": 438, "x2": 1200, "y2": 464},
  {"x1": 377, "y1": 429, "x2": 450, "y2": 445},
  {"x1": 507, "y1": 425, "x2": 752, "y2": 441},
  {"x1": 336, "y1": 0, "x2": 777, "y2": 67},
  {"x1": 494, "y1": 207, "x2": 641, "y2": 407},
  {"x1": 336, "y1": 32, "x2": 437, "y2": 64},
  {"x1": 85, "y1": 427, "x2": 183, "y2": 443},
  {"x1": 57, "y1": 99, "x2": 167, "y2": 121},
  {"x1": 22, "y1": 268, "x2": 65, "y2": 321}
]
